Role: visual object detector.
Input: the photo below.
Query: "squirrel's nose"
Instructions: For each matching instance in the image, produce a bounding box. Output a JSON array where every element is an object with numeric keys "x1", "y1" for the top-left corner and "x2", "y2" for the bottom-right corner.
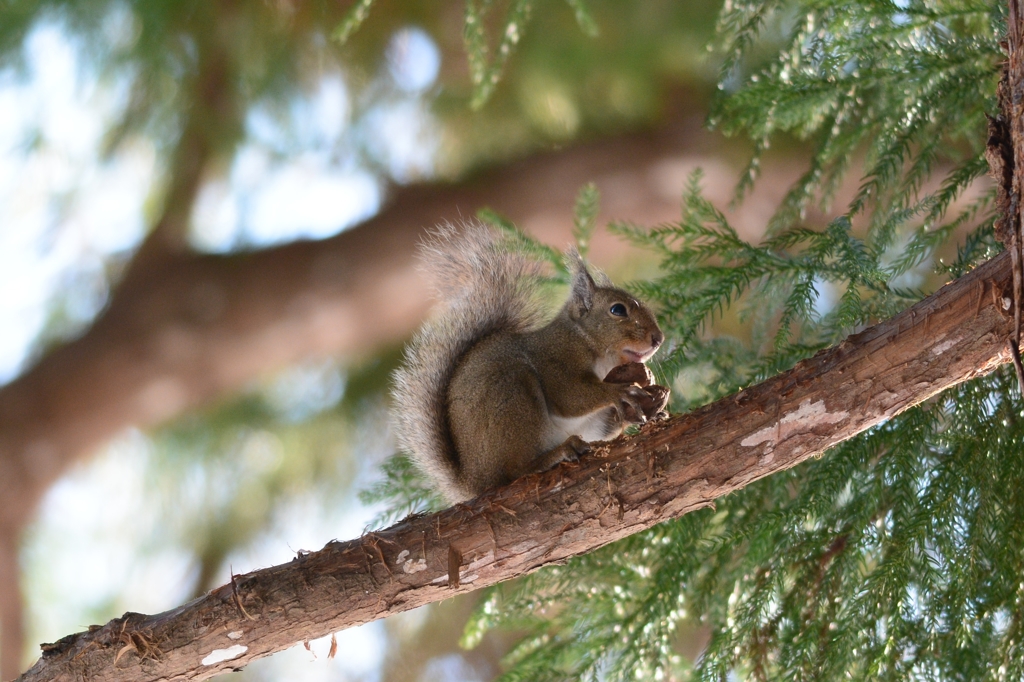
[{"x1": 651, "y1": 330, "x2": 664, "y2": 349}]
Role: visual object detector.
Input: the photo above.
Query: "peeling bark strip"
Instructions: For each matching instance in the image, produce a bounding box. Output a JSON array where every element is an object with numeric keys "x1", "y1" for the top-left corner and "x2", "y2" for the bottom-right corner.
[
  {"x1": 17, "y1": 251, "x2": 1019, "y2": 682},
  {"x1": 988, "y1": 0, "x2": 1024, "y2": 387}
]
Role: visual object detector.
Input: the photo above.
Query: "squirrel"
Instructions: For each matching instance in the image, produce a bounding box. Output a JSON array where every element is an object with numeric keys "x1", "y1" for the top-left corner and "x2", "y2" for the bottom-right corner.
[{"x1": 391, "y1": 222, "x2": 670, "y2": 503}]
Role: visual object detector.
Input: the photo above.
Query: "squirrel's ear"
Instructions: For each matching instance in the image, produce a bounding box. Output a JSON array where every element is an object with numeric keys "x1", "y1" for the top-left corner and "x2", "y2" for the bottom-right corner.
[{"x1": 567, "y1": 248, "x2": 596, "y2": 316}]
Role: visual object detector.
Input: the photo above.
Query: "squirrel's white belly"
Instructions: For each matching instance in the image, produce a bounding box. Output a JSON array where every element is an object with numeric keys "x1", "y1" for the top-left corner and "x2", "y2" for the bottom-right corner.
[{"x1": 542, "y1": 410, "x2": 618, "y2": 451}]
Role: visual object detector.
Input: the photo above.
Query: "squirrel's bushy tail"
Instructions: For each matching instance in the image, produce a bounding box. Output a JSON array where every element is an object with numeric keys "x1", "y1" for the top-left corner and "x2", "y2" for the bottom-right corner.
[{"x1": 391, "y1": 222, "x2": 544, "y2": 502}]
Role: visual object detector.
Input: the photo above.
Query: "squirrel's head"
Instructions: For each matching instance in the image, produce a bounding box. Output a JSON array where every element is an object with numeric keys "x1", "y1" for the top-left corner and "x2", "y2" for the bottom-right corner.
[{"x1": 565, "y1": 249, "x2": 664, "y2": 367}]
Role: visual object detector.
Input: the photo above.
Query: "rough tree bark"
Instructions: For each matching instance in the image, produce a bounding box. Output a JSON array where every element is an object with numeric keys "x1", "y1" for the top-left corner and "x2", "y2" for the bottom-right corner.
[{"x1": 16, "y1": 244, "x2": 1019, "y2": 682}]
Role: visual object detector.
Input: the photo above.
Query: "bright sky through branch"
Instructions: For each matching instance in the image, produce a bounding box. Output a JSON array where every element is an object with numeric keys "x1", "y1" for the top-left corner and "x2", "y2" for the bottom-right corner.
[
  {"x1": 0, "y1": 23, "x2": 152, "y2": 383},
  {"x1": 0, "y1": 22, "x2": 443, "y2": 380}
]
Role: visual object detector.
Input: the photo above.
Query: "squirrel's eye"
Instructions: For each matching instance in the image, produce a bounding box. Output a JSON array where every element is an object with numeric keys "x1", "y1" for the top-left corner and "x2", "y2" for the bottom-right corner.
[{"x1": 610, "y1": 303, "x2": 628, "y2": 317}]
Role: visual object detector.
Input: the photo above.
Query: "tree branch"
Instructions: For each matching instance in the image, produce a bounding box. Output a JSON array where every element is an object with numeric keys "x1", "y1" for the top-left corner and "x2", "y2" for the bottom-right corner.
[{"x1": 16, "y1": 247, "x2": 1017, "y2": 682}]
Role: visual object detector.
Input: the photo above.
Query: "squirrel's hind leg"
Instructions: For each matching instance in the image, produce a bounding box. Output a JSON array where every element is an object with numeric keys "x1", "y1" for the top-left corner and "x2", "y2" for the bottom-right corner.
[{"x1": 530, "y1": 435, "x2": 592, "y2": 473}]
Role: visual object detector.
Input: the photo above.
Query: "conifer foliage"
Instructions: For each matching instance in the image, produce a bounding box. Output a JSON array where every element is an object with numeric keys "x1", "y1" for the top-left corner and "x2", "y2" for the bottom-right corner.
[{"x1": 449, "y1": 0, "x2": 1021, "y2": 679}]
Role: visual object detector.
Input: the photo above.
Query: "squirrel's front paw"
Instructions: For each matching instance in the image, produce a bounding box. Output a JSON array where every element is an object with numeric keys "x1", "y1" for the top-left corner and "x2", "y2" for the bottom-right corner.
[
  {"x1": 617, "y1": 384, "x2": 651, "y2": 424},
  {"x1": 608, "y1": 366, "x2": 670, "y2": 423},
  {"x1": 640, "y1": 384, "x2": 670, "y2": 421},
  {"x1": 620, "y1": 384, "x2": 671, "y2": 423}
]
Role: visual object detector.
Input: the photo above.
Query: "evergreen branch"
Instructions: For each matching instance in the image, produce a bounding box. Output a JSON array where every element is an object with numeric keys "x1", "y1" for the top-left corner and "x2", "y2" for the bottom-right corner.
[
  {"x1": 359, "y1": 454, "x2": 444, "y2": 529},
  {"x1": 712, "y1": 0, "x2": 1000, "y2": 232},
  {"x1": 476, "y1": 208, "x2": 567, "y2": 273},
  {"x1": 466, "y1": 0, "x2": 535, "y2": 108},
  {"x1": 572, "y1": 182, "x2": 601, "y2": 256},
  {"x1": 331, "y1": 0, "x2": 376, "y2": 45}
]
